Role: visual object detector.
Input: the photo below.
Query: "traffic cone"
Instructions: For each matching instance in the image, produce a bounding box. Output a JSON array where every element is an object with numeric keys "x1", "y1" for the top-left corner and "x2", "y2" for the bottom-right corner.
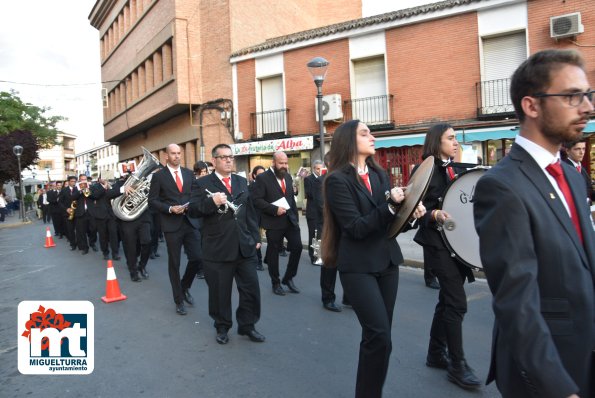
[
  {"x1": 44, "y1": 227, "x2": 56, "y2": 248},
  {"x1": 101, "y1": 260, "x2": 127, "y2": 303}
]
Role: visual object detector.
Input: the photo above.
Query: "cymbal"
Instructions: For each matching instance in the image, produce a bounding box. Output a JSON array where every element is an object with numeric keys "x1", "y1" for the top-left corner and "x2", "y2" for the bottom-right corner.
[{"x1": 387, "y1": 156, "x2": 434, "y2": 239}]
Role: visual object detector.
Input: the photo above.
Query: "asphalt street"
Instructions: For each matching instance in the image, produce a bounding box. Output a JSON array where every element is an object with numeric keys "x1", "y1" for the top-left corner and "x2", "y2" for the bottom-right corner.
[{"x1": 0, "y1": 220, "x2": 500, "y2": 397}]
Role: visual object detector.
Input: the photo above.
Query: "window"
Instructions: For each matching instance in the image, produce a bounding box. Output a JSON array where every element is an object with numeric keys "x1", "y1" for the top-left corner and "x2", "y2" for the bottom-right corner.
[
  {"x1": 352, "y1": 56, "x2": 388, "y2": 124},
  {"x1": 256, "y1": 75, "x2": 286, "y2": 135}
]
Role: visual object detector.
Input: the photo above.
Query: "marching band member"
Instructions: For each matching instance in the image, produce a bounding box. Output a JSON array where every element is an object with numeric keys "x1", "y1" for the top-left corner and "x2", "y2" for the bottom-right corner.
[
  {"x1": 58, "y1": 176, "x2": 78, "y2": 251},
  {"x1": 321, "y1": 120, "x2": 425, "y2": 398}
]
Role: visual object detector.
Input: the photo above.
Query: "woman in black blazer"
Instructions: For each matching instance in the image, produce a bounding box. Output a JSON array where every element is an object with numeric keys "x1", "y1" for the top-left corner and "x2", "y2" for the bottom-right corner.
[
  {"x1": 412, "y1": 123, "x2": 480, "y2": 390},
  {"x1": 322, "y1": 120, "x2": 425, "y2": 398}
]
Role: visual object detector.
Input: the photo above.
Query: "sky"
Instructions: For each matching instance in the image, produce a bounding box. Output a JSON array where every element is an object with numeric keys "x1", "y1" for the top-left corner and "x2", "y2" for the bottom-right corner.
[{"x1": 0, "y1": 0, "x2": 436, "y2": 154}]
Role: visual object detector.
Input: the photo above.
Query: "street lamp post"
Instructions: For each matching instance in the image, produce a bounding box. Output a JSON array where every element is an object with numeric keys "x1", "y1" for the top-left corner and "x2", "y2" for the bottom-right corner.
[
  {"x1": 85, "y1": 160, "x2": 90, "y2": 177},
  {"x1": 12, "y1": 145, "x2": 26, "y2": 222},
  {"x1": 45, "y1": 167, "x2": 51, "y2": 183},
  {"x1": 307, "y1": 57, "x2": 329, "y2": 162}
]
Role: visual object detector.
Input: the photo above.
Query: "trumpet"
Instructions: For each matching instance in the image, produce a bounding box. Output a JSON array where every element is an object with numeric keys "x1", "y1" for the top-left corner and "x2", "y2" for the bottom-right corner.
[
  {"x1": 67, "y1": 201, "x2": 77, "y2": 221},
  {"x1": 205, "y1": 189, "x2": 242, "y2": 214},
  {"x1": 77, "y1": 182, "x2": 91, "y2": 197},
  {"x1": 311, "y1": 229, "x2": 323, "y2": 265}
]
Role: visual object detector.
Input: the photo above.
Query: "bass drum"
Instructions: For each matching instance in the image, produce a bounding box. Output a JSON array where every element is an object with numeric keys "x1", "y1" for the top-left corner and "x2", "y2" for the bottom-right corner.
[{"x1": 439, "y1": 167, "x2": 488, "y2": 270}]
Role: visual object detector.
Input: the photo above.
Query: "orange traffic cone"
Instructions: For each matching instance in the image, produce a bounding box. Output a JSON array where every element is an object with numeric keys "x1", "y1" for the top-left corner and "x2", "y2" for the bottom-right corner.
[
  {"x1": 101, "y1": 260, "x2": 127, "y2": 303},
  {"x1": 44, "y1": 227, "x2": 56, "y2": 248}
]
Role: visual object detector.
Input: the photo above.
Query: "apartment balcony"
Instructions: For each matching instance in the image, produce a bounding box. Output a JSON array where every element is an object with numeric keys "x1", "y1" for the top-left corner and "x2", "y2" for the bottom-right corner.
[
  {"x1": 250, "y1": 108, "x2": 290, "y2": 140},
  {"x1": 343, "y1": 95, "x2": 394, "y2": 131},
  {"x1": 476, "y1": 78, "x2": 515, "y2": 119}
]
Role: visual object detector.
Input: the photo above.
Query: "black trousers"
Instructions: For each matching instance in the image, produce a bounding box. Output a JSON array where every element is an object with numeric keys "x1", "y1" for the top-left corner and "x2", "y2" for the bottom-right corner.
[
  {"x1": 106, "y1": 217, "x2": 120, "y2": 255},
  {"x1": 41, "y1": 205, "x2": 51, "y2": 223},
  {"x1": 163, "y1": 219, "x2": 200, "y2": 304},
  {"x1": 203, "y1": 252, "x2": 261, "y2": 333},
  {"x1": 96, "y1": 217, "x2": 119, "y2": 256},
  {"x1": 306, "y1": 217, "x2": 319, "y2": 262},
  {"x1": 51, "y1": 210, "x2": 64, "y2": 236},
  {"x1": 424, "y1": 246, "x2": 468, "y2": 362},
  {"x1": 321, "y1": 266, "x2": 339, "y2": 304},
  {"x1": 95, "y1": 218, "x2": 109, "y2": 254},
  {"x1": 423, "y1": 247, "x2": 437, "y2": 283},
  {"x1": 64, "y1": 215, "x2": 76, "y2": 247},
  {"x1": 340, "y1": 264, "x2": 399, "y2": 398},
  {"x1": 120, "y1": 218, "x2": 151, "y2": 274},
  {"x1": 150, "y1": 212, "x2": 161, "y2": 255},
  {"x1": 265, "y1": 223, "x2": 302, "y2": 286},
  {"x1": 75, "y1": 213, "x2": 91, "y2": 251}
]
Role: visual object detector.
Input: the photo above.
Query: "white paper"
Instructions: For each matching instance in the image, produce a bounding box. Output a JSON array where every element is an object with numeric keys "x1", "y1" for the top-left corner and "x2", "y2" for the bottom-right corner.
[{"x1": 272, "y1": 197, "x2": 290, "y2": 210}]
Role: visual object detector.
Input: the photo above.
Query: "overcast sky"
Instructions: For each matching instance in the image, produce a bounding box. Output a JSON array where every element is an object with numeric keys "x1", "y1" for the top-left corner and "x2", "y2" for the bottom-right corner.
[{"x1": 0, "y1": 0, "x2": 435, "y2": 153}]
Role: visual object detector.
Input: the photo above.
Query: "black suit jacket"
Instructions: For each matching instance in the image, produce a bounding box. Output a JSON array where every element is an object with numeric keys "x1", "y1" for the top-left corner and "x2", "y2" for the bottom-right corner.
[
  {"x1": 88, "y1": 181, "x2": 126, "y2": 220},
  {"x1": 474, "y1": 143, "x2": 595, "y2": 398},
  {"x1": 563, "y1": 158, "x2": 593, "y2": 202},
  {"x1": 324, "y1": 165, "x2": 403, "y2": 273},
  {"x1": 252, "y1": 169, "x2": 299, "y2": 229},
  {"x1": 46, "y1": 190, "x2": 61, "y2": 214},
  {"x1": 148, "y1": 166, "x2": 199, "y2": 232},
  {"x1": 189, "y1": 173, "x2": 260, "y2": 262},
  {"x1": 58, "y1": 186, "x2": 78, "y2": 213},
  {"x1": 304, "y1": 173, "x2": 323, "y2": 223}
]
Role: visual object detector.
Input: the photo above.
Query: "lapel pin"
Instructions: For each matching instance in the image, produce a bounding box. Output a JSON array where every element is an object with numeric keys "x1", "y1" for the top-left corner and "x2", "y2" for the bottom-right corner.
[
  {"x1": 385, "y1": 191, "x2": 390, "y2": 201},
  {"x1": 550, "y1": 193, "x2": 555, "y2": 199}
]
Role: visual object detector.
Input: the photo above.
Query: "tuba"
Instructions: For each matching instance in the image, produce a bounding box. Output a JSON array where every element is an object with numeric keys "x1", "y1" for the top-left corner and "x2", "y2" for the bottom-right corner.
[{"x1": 112, "y1": 147, "x2": 160, "y2": 221}]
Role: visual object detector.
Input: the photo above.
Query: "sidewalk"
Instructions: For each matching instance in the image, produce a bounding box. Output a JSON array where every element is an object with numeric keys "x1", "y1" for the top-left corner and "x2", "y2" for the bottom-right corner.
[{"x1": 0, "y1": 209, "x2": 34, "y2": 229}]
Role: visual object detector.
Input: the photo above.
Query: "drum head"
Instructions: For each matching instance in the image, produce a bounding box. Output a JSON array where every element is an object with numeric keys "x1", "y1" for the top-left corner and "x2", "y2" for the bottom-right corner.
[
  {"x1": 439, "y1": 168, "x2": 487, "y2": 270},
  {"x1": 388, "y1": 156, "x2": 434, "y2": 239}
]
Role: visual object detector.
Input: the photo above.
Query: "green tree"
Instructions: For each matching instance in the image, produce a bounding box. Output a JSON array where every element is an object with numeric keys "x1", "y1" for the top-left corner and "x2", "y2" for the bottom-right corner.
[{"x1": 0, "y1": 90, "x2": 66, "y2": 148}]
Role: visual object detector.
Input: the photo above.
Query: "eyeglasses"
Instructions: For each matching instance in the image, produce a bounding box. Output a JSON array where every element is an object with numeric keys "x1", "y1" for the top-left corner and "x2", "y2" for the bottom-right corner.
[
  {"x1": 214, "y1": 155, "x2": 234, "y2": 161},
  {"x1": 532, "y1": 90, "x2": 594, "y2": 107}
]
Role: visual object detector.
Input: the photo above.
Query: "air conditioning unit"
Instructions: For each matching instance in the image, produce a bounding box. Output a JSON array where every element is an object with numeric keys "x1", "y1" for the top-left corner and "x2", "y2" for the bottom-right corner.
[
  {"x1": 315, "y1": 94, "x2": 343, "y2": 121},
  {"x1": 550, "y1": 12, "x2": 584, "y2": 39}
]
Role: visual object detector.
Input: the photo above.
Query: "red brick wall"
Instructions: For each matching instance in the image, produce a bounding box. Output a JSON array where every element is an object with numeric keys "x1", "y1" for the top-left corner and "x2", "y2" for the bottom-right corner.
[
  {"x1": 386, "y1": 12, "x2": 480, "y2": 126},
  {"x1": 528, "y1": 0, "x2": 595, "y2": 83},
  {"x1": 236, "y1": 59, "x2": 256, "y2": 140}
]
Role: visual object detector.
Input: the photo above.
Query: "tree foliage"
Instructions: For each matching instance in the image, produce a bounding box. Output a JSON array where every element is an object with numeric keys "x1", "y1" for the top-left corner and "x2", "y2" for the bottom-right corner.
[
  {"x1": 0, "y1": 90, "x2": 65, "y2": 148},
  {"x1": 0, "y1": 130, "x2": 39, "y2": 186}
]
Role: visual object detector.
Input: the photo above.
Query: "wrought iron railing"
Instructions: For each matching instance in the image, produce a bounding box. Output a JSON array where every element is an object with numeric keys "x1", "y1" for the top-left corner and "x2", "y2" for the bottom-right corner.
[
  {"x1": 250, "y1": 108, "x2": 289, "y2": 139},
  {"x1": 343, "y1": 95, "x2": 394, "y2": 129},
  {"x1": 476, "y1": 78, "x2": 515, "y2": 118}
]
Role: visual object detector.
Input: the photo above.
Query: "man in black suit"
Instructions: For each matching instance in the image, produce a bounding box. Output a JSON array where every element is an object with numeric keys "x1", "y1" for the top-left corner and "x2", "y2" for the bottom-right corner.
[
  {"x1": 189, "y1": 143, "x2": 264, "y2": 345},
  {"x1": 474, "y1": 49, "x2": 594, "y2": 398},
  {"x1": 148, "y1": 143, "x2": 201, "y2": 315},
  {"x1": 304, "y1": 160, "x2": 324, "y2": 266},
  {"x1": 71, "y1": 175, "x2": 98, "y2": 255},
  {"x1": 563, "y1": 139, "x2": 593, "y2": 205},
  {"x1": 252, "y1": 151, "x2": 302, "y2": 296},
  {"x1": 47, "y1": 182, "x2": 63, "y2": 238},
  {"x1": 89, "y1": 178, "x2": 123, "y2": 261},
  {"x1": 58, "y1": 176, "x2": 78, "y2": 250}
]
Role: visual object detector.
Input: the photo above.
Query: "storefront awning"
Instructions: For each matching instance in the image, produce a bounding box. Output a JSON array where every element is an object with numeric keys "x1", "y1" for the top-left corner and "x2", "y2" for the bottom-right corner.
[
  {"x1": 584, "y1": 120, "x2": 595, "y2": 133},
  {"x1": 456, "y1": 127, "x2": 519, "y2": 143},
  {"x1": 374, "y1": 133, "x2": 426, "y2": 149}
]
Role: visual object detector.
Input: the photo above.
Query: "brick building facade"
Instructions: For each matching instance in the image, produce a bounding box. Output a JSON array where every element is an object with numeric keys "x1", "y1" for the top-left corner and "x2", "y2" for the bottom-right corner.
[{"x1": 231, "y1": 0, "x2": 594, "y2": 189}]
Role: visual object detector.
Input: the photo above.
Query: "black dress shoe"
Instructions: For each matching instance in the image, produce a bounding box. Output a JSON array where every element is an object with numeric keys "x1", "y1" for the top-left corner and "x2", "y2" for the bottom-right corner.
[
  {"x1": 81, "y1": 249, "x2": 89, "y2": 255},
  {"x1": 282, "y1": 280, "x2": 300, "y2": 293},
  {"x1": 154, "y1": 252, "x2": 160, "y2": 257},
  {"x1": 176, "y1": 303, "x2": 187, "y2": 315},
  {"x1": 130, "y1": 272, "x2": 141, "y2": 282},
  {"x1": 256, "y1": 262, "x2": 264, "y2": 271},
  {"x1": 183, "y1": 289, "x2": 194, "y2": 306},
  {"x1": 447, "y1": 360, "x2": 481, "y2": 389},
  {"x1": 195, "y1": 271, "x2": 205, "y2": 279},
  {"x1": 103, "y1": 253, "x2": 109, "y2": 261},
  {"x1": 216, "y1": 330, "x2": 229, "y2": 344},
  {"x1": 426, "y1": 352, "x2": 450, "y2": 369},
  {"x1": 113, "y1": 254, "x2": 121, "y2": 261},
  {"x1": 425, "y1": 278, "x2": 441, "y2": 290},
  {"x1": 279, "y1": 249, "x2": 288, "y2": 257},
  {"x1": 272, "y1": 284, "x2": 286, "y2": 296},
  {"x1": 238, "y1": 329, "x2": 265, "y2": 343},
  {"x1": 91, "y1": 244, "x2": 98, "y2": 252},
  {"x1": 139, "y1": 268, "x2": 149, "y2": 279},
  {"x1": 70, "y1": 245, "x2": 77, "y2": 251},
  {"x1": 323, "y1": 302, "x2": 342, "y2": 312}
]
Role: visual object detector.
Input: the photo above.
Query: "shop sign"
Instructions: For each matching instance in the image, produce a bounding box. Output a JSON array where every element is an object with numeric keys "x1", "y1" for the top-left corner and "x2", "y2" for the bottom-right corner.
[{"x1": 230, "y1": 136, "x2": 313, "y2": 156}]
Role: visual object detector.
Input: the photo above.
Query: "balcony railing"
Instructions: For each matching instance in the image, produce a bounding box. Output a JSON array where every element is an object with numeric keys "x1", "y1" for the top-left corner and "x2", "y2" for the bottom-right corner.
[
  {"x1": 250, "y1": 108, "x2": 289, "y2": 140},
  {"x1": 343, "y1": 95, "x2": 394, "y2": 130},
  {"x1": 476, "y1": 78, "x2": 515, "y2": 119}
]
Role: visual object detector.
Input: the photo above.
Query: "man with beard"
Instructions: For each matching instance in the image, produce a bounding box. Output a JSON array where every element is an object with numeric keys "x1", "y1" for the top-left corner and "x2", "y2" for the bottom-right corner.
[
  {"x1": 474, "y1": 49, "x2": 594, "y2": 398},
  {"x1": 252, "y1": 151, "x2": 302, "y2": 296}
]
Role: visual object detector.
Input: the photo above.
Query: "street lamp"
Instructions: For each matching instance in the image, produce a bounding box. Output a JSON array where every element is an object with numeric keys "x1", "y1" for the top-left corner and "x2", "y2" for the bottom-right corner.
[
  {"x1": 12, "y1": 145, "x2": 26, "y2": 222},
  {"x1": 307, "y1": 56, "x2": 329, "y2": 161},
  {"x1": 85, "y1": 160, "x2": 90, "y2": 177},
  {"x1": 45, "y1": 167, "x2": 51, "y2": 182}
]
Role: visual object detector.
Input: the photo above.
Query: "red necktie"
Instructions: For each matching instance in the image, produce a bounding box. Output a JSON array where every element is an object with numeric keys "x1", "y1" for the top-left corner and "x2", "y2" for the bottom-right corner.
[
  {"x1": 222, "y1": 177, "x2": 232, "y2": 194},
  {"x1": 280, "y1": 178, "x2": 286, "y2": 195},
  {"x1": 546, "y1": 161, "x2": 583, "y2": 244},
  {"x1": 359, "y1": 172, "x2": 372, "y2": 194},
  {"x1": 447, "y1": 166, "x2": 455, "y2": 180},
  {"x1": 174, "y1": 171, "x2": 183, "y2": 193},
  {"x1": 576, "y1": 164, "x2": 581, "y2": 173}
]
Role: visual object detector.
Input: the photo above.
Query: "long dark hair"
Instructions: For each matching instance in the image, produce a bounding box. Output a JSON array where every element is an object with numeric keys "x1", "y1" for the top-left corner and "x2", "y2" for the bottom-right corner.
[
  {"x1": 321, "y1": 120, "x2": 383, "y2": 267},
  {"x1": 421, "y1": 123, "x2": 453, "y2": 160}
]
